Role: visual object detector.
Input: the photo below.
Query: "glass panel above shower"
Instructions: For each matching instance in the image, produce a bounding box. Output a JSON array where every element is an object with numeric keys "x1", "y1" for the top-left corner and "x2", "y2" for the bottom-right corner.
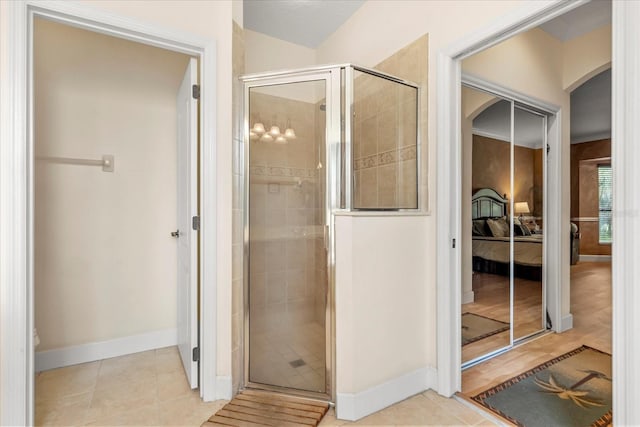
[{"x1": 351, "y1": 69, "x2": 419, "y2": 210}]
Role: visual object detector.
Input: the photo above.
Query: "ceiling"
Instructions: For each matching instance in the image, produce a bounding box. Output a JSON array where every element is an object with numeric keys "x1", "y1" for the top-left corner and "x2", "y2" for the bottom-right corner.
[
  {"x1": 539, "y1": 0, "x2": 611, "y2": 41},
  {"x1": 244, "y1": 1, "x2": 611, "y2": 144},
  {"x1": 472, "y1": 100, "x2": 547, "y2": 149},
  {"x1": 243, "y1": 0, "x2": 365, "y2": 48},
  {"x1": 570, "y1": 68, "x2": 611, "y2": 143},
  {"x1": 243, "y1": 0, "x2": 611, "y2": 48}
]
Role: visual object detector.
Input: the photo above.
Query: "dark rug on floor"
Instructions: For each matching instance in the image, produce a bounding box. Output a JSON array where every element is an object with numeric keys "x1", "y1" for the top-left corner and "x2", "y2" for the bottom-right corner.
[
  {"x1": 203, "y1": 389, "x2": 329, "y2": 427},
  {"x1": 461, "y1": 312, "x2": 510, "y2": 346},
  {"x1": 473, "y1": 345, "x2": 612, "y2": 427}
]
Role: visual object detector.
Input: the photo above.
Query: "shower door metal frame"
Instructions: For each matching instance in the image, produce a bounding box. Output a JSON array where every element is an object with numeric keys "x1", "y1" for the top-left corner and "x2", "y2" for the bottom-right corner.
[{"x1": 241, "y1": 67, "x2": 341, "y2": 402}]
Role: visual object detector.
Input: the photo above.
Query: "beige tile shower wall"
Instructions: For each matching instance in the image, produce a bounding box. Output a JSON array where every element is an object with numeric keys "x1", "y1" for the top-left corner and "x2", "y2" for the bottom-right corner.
[
  {"x1": 353, "y1": 75, "x2": 418, "y2": 208},
  {"x1": 231, "y1": 20, "x2": 245, "y2": 395},
  {"x1": 377, "y1": 36, "x2": 428, "y2": 209},
  {"x1": 248, "y1": 93, "x2": 324, "y2": 332},
  {"x1": 352, "y1": 36, "x2": 427, "y2": 209}
]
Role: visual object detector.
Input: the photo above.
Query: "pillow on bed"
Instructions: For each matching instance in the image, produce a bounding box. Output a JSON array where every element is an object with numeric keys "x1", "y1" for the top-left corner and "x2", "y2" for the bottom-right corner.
[
  {"x1": 486, "y1": 217, "x2": 509, "y2": 237},
  {"x1": 513, "y1": 217, "x2": 531, "y2": 236},
  {"x1": 472, "y1": 219, "x2": 488, "y2": 236}
]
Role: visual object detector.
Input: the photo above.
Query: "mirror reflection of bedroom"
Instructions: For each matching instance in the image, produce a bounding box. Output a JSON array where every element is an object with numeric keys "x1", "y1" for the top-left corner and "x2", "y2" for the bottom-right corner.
[{"x1": 461, "y1": 85, "x2": 548, "y2": 366}]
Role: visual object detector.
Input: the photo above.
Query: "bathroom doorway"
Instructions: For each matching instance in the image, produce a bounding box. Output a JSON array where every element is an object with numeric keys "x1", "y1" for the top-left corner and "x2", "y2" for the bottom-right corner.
[{"x1": 32, "y1": 16, "x2": 204, "y2": 423}]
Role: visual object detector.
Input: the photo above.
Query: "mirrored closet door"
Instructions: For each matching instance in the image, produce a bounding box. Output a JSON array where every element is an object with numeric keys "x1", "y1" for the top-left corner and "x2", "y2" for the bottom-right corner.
[
  {"x1": 462, "y1": 82, "x2": 548, "y2": 367},
  {"x1": 513, "y1": 106, "x2": 547, "y2": 342}
]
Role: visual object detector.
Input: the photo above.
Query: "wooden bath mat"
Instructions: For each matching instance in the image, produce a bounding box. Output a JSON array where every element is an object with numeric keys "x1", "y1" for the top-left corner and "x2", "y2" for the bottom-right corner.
[{"x1": 202, "y1": 389, "x2": 330, "y2": 426}]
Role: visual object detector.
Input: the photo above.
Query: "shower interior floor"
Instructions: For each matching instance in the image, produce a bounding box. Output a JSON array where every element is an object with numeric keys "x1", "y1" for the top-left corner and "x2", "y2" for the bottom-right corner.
[{"x1": 249, "y1": 321, "x2": 326, "y2": 393}]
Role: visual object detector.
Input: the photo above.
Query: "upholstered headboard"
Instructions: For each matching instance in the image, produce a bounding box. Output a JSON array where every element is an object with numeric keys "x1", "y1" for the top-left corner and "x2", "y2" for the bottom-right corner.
[{"x1": 471, "y1": 188, "x2": 508, "y2": 219}]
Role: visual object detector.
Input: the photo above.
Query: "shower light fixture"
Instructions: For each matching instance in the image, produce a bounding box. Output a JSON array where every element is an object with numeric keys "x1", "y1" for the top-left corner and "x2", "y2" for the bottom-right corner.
[
  {"x1": 284, "y1": 128, "x2": 296, "y2": 139},
  {"x1": 250, "y1": 117, "x2": 296, "y2": 143},
  {"x1": 268, "y1": 125, "x2": 281, "y2": 137},
  {"x1": 252, "y1": 122, "x2": 265, "y2": 135},
  {"x1": 284, "y1": 119, "x2": 296, "y2": 140}
]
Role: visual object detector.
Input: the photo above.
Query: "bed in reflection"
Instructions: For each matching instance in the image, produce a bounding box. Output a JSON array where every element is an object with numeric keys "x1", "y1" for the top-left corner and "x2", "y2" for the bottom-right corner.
[{"x1": 471, "y1": 188, "x2": 542, "y2": 280}]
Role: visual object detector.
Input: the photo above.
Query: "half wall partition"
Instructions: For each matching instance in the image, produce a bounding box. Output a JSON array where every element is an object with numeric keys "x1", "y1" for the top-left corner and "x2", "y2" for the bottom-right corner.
[{"x1": 241, "y1": 65, "x2": 419, "y2": 401}]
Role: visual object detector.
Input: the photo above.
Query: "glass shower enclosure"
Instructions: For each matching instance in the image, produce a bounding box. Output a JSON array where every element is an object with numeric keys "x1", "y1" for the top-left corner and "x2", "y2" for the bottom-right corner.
[{"x1": 241, "y1": 65, "x2": 419, "y2": 400}]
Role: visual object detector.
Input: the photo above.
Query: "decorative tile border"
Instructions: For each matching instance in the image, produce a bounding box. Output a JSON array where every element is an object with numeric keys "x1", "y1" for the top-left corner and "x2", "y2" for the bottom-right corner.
[
  {"x1": 250, "y1": 165, "x2": 316, "y2": 179},
  {"x1": 354, "y1": 145, "x2": 417, "y2": 170}
]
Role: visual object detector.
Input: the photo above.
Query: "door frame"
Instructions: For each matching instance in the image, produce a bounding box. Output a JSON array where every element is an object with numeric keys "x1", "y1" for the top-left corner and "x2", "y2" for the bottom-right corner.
[
  {"x1": 0, "y1": 2, "x2": 218, "y2": 424},
  {"x1": 240, "y1": 67, "x2": 341, "y2": 402},
  {"x1": 436, "y1": 0, "x2": 640, "y2": 423}
]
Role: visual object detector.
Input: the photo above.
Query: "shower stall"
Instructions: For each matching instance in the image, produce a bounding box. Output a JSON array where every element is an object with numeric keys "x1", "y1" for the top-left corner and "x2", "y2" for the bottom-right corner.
[{"x1": 241, "y1": 64, "x2": 419, "y2": 401}]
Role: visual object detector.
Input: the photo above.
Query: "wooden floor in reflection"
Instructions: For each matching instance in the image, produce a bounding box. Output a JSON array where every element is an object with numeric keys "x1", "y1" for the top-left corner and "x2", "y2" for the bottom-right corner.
[
  {"x1": 462, "y1": 272, "x2": 544, "y2": 363},
  {"x1": 461, "y1": 261, "x2": 611, "y2": 396}
]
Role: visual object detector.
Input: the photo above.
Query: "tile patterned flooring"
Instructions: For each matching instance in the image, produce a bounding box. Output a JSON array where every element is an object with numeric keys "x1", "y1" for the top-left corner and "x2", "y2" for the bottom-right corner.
[
  {"x1": 36, "y1": 346, "x2": 497, "y2": 426},
  {"x1": 249, "y1": 321, "x2": 326, "y2": 393},
  {"x1": 36, "y1": 263, "x2": 609, "y2": 426},
  {"x1": 35, "y1": 347, "x2": 226, "y2": 426}
]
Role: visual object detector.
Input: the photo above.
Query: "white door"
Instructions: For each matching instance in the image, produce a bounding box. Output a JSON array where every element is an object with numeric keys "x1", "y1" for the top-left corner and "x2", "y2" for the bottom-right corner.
[{"x1": 176, "y1": 57, "x2": 199, "y2": 388}]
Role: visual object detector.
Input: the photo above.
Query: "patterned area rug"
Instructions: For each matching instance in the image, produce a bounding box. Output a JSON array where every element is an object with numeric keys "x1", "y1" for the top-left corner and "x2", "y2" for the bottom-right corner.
[
  {"x1": 473, "y1": 346, "x2": 612, "y2": 427},
  {"x1": 202, "y1": 389, "x2": 329, "y2": 426},
  {"x1": 462, "y1": 312, "x2": 510, "y2": 346}
]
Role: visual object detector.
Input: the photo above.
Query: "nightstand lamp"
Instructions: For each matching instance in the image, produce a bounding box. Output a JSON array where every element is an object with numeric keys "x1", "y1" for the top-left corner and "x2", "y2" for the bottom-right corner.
[{"x1": 515, "y1": 201, "x2": 530, "y2": 222}]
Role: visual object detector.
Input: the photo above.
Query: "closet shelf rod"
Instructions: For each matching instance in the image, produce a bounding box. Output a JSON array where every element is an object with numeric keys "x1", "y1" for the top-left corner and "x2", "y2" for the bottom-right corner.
[{"x1": 36, "y1": 154, "x2": 114, "y2": 172}]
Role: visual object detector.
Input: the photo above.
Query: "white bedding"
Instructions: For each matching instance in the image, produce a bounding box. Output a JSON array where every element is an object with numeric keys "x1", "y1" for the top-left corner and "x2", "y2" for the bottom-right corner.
[{"x1": 472, "y1": 234, "x2": 543, "y2": 267}]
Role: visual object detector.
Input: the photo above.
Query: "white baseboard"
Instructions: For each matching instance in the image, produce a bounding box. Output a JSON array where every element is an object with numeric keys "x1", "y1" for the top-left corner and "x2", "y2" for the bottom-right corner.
[
  {"x1": 578, "y1": 254, "x2": 612, "y2": 262},
  {"x1": 35, "y1": 328, "x2": 177, "y2": 372},
  {"x1": 336, "y1": 366, "x2": 437, "y2": 421},
  {"x1": 215, "y1": 376, "x2": 232, "y2": 400},
  {"x1": 559, "y1": 314, "x2": 574, "y2": 332},
  {"x1": 462, "y1": 290, "x2": 475, "y2": 304}
]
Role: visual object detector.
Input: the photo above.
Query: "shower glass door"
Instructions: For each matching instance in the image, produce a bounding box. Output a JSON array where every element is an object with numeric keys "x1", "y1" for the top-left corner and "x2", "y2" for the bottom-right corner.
[{"x1": 245, "y1": 75, "x2": 333, "y2": 396}]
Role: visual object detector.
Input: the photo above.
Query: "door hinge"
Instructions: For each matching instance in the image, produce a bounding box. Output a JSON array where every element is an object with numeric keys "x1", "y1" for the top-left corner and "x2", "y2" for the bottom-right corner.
[
  {"x1": 547, "y1": 144, "x2": 550, "y2": 154},
  {"x1": 192, "y1": 84, "x2": 200, "y2": 100},
  {"x1": 192, "y1": 215, "x2": 200, "y2": 231},
  {"x1": 452, "y1": 238, "x2": 456, "y2": 249},
  {"x1": 192, "y1": 346, "x2": 200, "y2": 362}
]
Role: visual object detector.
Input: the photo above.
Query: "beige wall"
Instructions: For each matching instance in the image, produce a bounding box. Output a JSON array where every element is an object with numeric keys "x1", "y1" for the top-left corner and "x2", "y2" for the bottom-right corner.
[
  {"x1": 244, "y1": 29, "x2": 320, "y2": 103},
  {"x1": 74, "y1": 0, "x2": 236, "y2": 381},
  {"x1": 34, "y1": 19, "x2": 190, "y2": 350},
  {"x1": 563, "y1": 25, "x2": 612, "y2": 91},
  {"x1": 335, "y1": 215, "x2": 430, "y2": 393},
  {"x1": 244, "y1": 29, "x2": 316, "y2": 75}
]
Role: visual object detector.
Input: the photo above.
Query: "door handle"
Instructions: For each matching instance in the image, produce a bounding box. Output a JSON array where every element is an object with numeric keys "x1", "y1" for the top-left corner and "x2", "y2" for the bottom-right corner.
[{"x1": 171, "y1": 229, "x2": 180, "y2": 238}]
